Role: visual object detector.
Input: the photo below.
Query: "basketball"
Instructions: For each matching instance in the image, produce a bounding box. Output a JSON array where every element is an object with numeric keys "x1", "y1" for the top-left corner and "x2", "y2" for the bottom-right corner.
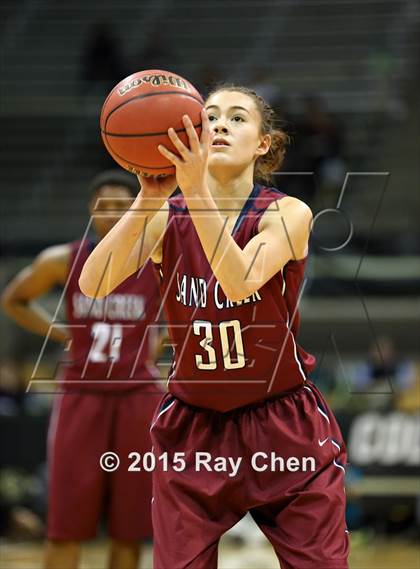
[{"x1": 100, "y1": 69, "x2": 204, "y2": 176}]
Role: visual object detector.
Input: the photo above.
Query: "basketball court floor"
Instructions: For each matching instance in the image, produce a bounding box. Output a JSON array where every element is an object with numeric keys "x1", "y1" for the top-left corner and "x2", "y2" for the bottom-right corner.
[{"x1": 1, "y1": 534, "x2": 419, "y2": 568}]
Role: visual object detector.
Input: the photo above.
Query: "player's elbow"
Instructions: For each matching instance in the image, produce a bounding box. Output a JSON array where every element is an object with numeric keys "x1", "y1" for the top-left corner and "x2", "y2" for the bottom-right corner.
[
  {"x1": 0, "y1": 289, "x2": 12, "y2": 313},
  {"x1": 78, "y1": 271, "x2": 106, "y2": 299},
  {"x1": 0, "y1": 286, "x2": 14, "y2": 314},
  {"x1": 0, "y1": 287, "x2": 24, "y2": 315},
  {"x1": 222, "y1": 283, "x2": 255, "y2": 303}
]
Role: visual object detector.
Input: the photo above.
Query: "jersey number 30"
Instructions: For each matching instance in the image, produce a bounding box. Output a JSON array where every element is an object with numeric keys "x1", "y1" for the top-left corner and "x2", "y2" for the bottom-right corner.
[{"x1": 193, "y1": 319, "x2": 245, "y2": 370}]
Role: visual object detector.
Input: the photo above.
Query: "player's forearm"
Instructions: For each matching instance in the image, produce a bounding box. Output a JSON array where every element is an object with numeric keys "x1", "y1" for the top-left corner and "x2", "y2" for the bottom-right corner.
[
  {"x1": 184, "y1": 189, "x2": 258, "y2": 301},
  {"x1": 79, "y1": 193, "x2": 164, "y2": 298},
  {"x1": 2, "y1": 300, "x2": 69, "y2": 343},
  {"x1": 153, "y1": 330, "x2": 169, "y2": 361}
]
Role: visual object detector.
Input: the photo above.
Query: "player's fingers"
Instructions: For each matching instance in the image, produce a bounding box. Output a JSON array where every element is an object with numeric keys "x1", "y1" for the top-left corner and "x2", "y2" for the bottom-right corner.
[
  {"x1": 200, "y1": 109, "x2": 211, "y2": 148},
  {"x1": 137, "y1": 172, "x2": 154, "y2": 192},
  {"x1": 167, "y1": 128, "x2": 189, "y2": 157},
  {"x1": 137, "y1": 173, "x2": 155, "y2": 194},
  {"x1": 182, "y1": 115, "x2": 200, "y2": 153},
  {"x1": 158, "y1": 144, "x2": 181, "y2": 166}
]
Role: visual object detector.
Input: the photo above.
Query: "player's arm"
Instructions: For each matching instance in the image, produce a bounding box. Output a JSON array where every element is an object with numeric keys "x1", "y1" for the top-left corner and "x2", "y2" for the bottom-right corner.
[
  {"x1": 146, "y1": 323, "x2": 169, "y2": 376},
  {"x1": 1, "y1": 244, "x2": 71, "y2": 343},
  {"x1": 79, "y1": 176, "x2": 175, "y2": 299},
  {"x1": 158, "y1": 111, "x2": 312, "y2": 301},
  {"x1": 242, "y1": 197, "x2": 312, "y2": 291},
  {"x1": 186, "y1": 195, "x2": 312, "y2": 301}
]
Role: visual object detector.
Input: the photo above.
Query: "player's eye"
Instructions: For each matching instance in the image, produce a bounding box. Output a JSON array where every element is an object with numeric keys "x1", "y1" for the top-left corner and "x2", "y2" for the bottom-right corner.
[
  {"x1": 208, "y1": 114, "x2": 217, "y2": 122},
  {"x1": 232, "y1": 115, "x2": 245, "y2": 122}
]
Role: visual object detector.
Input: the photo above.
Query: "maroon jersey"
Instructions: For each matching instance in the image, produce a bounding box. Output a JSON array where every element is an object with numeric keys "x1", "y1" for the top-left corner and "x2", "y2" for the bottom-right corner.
[
  {"x1": 61, "y1": 239, "x2": 161, "y2": 392},
  {"x1": 156, "y1": 185, "x2": 316, "y2": 411}
]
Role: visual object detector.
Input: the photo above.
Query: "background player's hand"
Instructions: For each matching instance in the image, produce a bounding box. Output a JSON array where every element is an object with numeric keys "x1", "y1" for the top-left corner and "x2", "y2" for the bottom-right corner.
[
  {"x1": 158, "y1": 109, "x2": 211, "y2": 195},
  {"x1": 137, "y1": 173, "x2": 178, "y2": 202}
]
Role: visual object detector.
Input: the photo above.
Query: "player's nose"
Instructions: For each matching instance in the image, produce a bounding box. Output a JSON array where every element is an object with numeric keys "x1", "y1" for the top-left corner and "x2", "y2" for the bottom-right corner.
[{"x1": 212, "y1": 121, "x2": 229, "y2": 135}]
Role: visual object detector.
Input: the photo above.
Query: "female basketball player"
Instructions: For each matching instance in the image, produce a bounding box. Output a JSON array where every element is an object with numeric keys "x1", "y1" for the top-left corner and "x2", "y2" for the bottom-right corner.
[
  {"x1": 2, "y1": 171, "x2": 163, "y2": 569},
  {"x1": 80, "y1": 87, "x2": 349, "y2": 569}
]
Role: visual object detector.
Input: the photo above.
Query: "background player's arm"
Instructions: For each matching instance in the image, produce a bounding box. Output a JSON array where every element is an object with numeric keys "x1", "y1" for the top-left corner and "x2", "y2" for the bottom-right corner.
[
  {"x1": 79, "y1": 176, "x2": 175, "y2": 299},
  {"x1": 152, "y1": 325, "x2": 169, "y2": 362},
  {"x1": 1, "y1": 244, "x2": 71, "y2": 343},
  {"x1": 145, "y1": 324, "x2": 170, "y2": 390}
]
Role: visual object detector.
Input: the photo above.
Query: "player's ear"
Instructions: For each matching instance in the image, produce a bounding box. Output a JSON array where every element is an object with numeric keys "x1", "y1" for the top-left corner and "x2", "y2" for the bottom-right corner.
[{"x1": 255, "y1": 133, "x2": 271, "y2": 157}]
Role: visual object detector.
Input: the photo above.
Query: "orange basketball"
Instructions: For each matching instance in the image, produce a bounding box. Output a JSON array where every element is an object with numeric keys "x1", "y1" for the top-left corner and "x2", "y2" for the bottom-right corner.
[{"x1": 100, "y1": 69, "x2": 204, "y2": 176}]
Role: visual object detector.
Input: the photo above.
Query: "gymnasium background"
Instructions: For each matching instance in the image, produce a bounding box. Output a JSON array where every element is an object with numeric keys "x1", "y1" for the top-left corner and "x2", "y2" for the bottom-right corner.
[{"x1": 1, "y1": 0, "x2": 419, "y2": 567}]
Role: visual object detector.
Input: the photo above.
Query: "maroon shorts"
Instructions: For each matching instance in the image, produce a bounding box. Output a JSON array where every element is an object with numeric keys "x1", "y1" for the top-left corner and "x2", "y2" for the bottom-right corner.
[
  {"x1": 150, "y1": 382, "x2": 349, "y2": 569},
  {"x1": 47, "y1": 387, "x2": 163, "y2": 541}
]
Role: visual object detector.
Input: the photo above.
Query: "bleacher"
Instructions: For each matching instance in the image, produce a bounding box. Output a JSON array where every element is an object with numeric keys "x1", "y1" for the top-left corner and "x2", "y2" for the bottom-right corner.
[
  {"x1": 1, "y1": 0, "x2": 418, "y2": 247},
  {"x1": 1, "y1": 0, "x2": 419, "y2": 358}
]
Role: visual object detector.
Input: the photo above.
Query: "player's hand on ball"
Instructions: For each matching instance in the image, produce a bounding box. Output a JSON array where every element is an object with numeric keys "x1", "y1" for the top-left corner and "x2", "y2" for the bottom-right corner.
[
  {"x1": 137, "y1": 173, "x2": 178, "y2": 201},
  {"x1": 158, "y1": 109, "x2": 211, "y2": 195}
]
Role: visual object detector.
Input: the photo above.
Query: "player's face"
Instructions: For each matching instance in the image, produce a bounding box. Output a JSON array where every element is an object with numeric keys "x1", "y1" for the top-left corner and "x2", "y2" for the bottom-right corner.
[
  {"x1": 89, "y1": 185, "x2": 133, "y2": 238},
  {"x1": 205, "y1": 91, "x2": 270, "y2": 179}
]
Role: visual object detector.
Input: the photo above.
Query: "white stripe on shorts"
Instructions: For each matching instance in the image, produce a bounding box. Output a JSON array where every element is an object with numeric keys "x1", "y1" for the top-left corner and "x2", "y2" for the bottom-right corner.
[
  {"x1": 150, "y1": 400, "x2": 176, "y2": 431},
  {"x1": 333, "y1": 459, "x2": 346, "y2": 473}
]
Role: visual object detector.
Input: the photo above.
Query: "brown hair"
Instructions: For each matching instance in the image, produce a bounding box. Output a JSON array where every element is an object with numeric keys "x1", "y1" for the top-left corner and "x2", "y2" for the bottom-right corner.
[{"x1": 206, "y1": 84, "x2": 290, "y2": 184}]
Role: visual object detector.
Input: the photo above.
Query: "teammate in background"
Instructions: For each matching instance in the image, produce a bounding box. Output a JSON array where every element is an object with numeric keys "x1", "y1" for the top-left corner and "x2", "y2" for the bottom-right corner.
[
  {"x1": 79, "y1": 89, "x2": 349, "y2": 568},
  {"x1": 1, "y1": 170, "x2": 163, "y2": 569}
]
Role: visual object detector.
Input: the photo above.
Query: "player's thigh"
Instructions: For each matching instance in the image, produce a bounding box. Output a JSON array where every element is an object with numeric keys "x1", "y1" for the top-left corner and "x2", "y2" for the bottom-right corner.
[
  {"x1": 47, "y1": 392, "x2": 114, "y2": 539},
  {"x1": 111, "y1": 388, "x2": 162, "y2": 476},
  {"x1": 108, "y1": 389, "x2": 162, "y2": 540},
  {"x1": 250, "y1": 428, "x2": 349, "y2": 568},
  {"x1": 251, "y1": 474, "x2": 349, "y2": 569},
  {"x1": 248, "y1": 384, "x2": 349, "y2": 567},
  {"x1": 49, "y1": 391, "x2": 115, "y2": 478},
  {"x1": 153, "y1": 536, "x2": 220, "y2": 569},
  {"x1": 150, "y1": 394, "x2": 247, "y2": 567},
  {"x1": 152, "y1": 486, "x2": 241, "y2": 569},
  {"x1": 113, "y1": 387, "x2": 163, "y2": 451}
]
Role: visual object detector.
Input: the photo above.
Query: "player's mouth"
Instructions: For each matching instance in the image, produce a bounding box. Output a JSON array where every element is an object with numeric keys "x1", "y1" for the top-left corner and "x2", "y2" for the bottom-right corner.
[{"x1": 211, "y1": 138, "x2": 230, "y2": 148}]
